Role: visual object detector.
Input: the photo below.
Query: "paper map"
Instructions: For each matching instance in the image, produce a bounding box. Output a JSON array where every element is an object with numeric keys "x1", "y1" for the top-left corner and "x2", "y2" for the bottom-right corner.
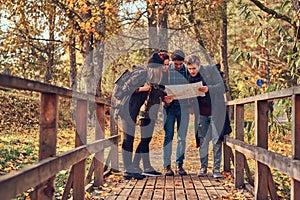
[{"x1": 165, "y1": 81, "x2": 205, "y2": 99}]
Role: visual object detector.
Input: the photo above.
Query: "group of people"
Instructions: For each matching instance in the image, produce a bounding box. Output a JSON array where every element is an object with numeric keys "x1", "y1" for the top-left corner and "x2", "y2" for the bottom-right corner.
[{"x1": 117, "y1": 49, "x2": 229, "y2": 180}]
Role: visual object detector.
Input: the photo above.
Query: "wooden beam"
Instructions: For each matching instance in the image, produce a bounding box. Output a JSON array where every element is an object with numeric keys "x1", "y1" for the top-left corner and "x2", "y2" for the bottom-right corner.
[
  {"x1": 73, "y1": 100, "x2": 87, "y2": 200},
  {"x1": 0, "y1": 74, "x2": 110, "y2": 105},
  {"x1": 234, "y1": 104, "x2": 244, "y2": 188},
  {"x1": 0, "y1": 135, "x2": 120, "y2": 200},
  {"x1": 254, "y1": 100, "x2": 269, "y2": 199},
  {"x1": 94, "y1": 103, "x2": 105, "y2": 186},
  {"x1": 32, "y1": 93, "x2": 58, "y2": 200},
  {"x1": 62, "y1": 166, "x2": 74, "y2": 200},
  {"x1": 291, "y1": 94, "x2": 300, "y2": 200},
  {"x1": 224, "y1": 136, "x2": 300, "y2": 181},
  {"x1": 110, "y1": 107, "x2": 119, "y2": 171},
  {"x1": 226, "y1": 86, "x2": 300, "y2": 106}
]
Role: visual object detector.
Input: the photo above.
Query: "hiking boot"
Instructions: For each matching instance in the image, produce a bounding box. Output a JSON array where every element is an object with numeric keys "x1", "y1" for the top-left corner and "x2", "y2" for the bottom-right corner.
[
  {"x1": 142, "y1": 166, "x2": 162, "y2": 177},
  {"x1": 213, "y1": 169, "x2": 223, "y2": 178},
  {"x1": 164, "y1": 165, "x2": 174, "y2": 176},
  {"x1": 177, "y1": 164, "x2": 187, "y2": 175},
  {"x1": 197, "y1": 167, "x2": 207, "y2": 176}
]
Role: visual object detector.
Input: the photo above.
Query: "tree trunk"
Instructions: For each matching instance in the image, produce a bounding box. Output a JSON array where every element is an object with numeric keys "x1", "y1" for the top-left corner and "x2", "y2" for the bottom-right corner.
[
  {"x1": 220, "y1": 1, "x2": 231, "y2": 101},
  {"x1": 148, "y1": 2, "x2": 158, "y2": 54},
  {"x1": 69, "y1": 32, "x2": 77, "y2": 90},
  {"x1": 158, "y1": 3, "x2": 168, "y2": 51},
  {"x1": 94, "y1": 0, "x2": 106, "y2": 97},
  {"x1": 45, "y1": 5, "x2": 56, "y2": 83}
]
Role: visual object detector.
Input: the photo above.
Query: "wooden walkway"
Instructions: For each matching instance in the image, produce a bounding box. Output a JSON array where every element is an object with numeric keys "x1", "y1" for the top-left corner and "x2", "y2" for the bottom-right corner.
[{"x1": 91, "y1": 173, "x2": 231, "y2": 199}]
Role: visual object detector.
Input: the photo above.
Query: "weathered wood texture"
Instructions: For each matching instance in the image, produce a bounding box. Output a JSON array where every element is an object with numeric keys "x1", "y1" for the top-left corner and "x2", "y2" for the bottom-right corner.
[{"x1": 102, "y1": 174, "x2": 228, "y2": 200}]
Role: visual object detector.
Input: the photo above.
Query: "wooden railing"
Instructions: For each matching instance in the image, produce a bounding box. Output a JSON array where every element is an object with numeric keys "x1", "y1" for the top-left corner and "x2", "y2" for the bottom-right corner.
[
  {"x1": 223, "y1": 86, "x2": 300, "y2": 200},
  {"x1": 0, "y1": 74, "x2": 120, "y2": 200}
]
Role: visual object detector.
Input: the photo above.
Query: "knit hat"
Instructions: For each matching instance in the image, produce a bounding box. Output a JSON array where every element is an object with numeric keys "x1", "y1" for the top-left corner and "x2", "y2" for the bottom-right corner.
[{"x1": 147, "y1": 53, "x2": 164, "y2": 68}]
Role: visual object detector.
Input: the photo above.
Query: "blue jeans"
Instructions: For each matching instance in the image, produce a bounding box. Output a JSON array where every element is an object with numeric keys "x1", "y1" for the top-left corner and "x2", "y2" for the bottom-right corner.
[
  {"x1": 163, "y1": 104, "x2": 189, "y2": 167},
  {"x1": 196, "y1": 115, "x2": 222, "y2": 170}
]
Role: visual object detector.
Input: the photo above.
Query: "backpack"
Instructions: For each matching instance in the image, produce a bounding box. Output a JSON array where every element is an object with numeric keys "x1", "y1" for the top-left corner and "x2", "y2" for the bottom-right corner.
[{"x1": 112, "y1": 65, "x2": 148, "y2": 118}]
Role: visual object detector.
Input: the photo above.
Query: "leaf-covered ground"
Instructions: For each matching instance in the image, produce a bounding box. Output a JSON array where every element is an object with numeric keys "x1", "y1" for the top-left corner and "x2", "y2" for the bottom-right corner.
[{"x1": 0, "y1": 89, "x2": 292, "y2": 199}]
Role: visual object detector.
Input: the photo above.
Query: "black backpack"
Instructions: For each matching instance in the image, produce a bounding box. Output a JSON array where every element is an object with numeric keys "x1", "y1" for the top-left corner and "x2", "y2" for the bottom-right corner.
[{"x1": 112, "y1": 66, "x2": 147, "y2": 118}]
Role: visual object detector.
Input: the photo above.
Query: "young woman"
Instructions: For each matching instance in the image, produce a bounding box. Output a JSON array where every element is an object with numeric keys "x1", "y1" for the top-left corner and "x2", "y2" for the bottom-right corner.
[{"x1": 121, "y1": 52, "x2": 169, "y2": 179}]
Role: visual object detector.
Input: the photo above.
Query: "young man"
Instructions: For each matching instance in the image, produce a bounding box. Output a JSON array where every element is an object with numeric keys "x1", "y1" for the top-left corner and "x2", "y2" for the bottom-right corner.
[
  {"x1": 185, "y1": 54, "x2": 226, "y2": 178},
  {"x1": 163, "y1": 50, "x2": 190, "y2": 176}
]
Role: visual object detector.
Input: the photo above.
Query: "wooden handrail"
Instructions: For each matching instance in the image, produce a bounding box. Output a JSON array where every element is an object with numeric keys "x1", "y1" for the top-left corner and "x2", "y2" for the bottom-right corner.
[
  {"x1": 224, "y1": 87, "x2": 300, "y2": 200},
  {"x1": 227, "y1": 85, "x2": 300, "y2": 105},
  {"x1": 0, "y1": 135, "x2": 119, "y2": 200},
  {"x1": 0, "y1": 74, "x2": 111, "y2": 105},
  {"x1": 0, "y1": 74, "x2": 119, "y2": 199}
]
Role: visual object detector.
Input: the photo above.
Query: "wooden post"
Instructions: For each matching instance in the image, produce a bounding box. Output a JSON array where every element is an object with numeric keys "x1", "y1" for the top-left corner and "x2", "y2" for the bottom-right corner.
[
  {"x1": 223, "y1": 106, "x2": 231, "y2": 172},
  {"x1": 110, "y1": 107, "x2": 119, "y2": 171},
  {"x1": 234, "y1": 104, "x2": 244, "y2": 188},
  {"x1": 94, "y1": 103, "x2": 105, "y2": 186},
  {"x1": 292, "y1": 94, "x2": 300, "y2": 200},
  {"x1": 254, "y1": 100, "x2": 269, "y2": 199},
  {"x1": 32, "y1": 93, "x2": 58, "y2": 200},
  {"x1": 73, "y1": 100, "x2": 87, "y2": 200}
]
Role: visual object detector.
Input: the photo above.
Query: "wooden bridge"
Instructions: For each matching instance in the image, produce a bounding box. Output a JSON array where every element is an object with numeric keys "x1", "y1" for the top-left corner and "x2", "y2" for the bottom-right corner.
[{"x1": 0, "y1": 74, "x2": 300, "y2": 199}]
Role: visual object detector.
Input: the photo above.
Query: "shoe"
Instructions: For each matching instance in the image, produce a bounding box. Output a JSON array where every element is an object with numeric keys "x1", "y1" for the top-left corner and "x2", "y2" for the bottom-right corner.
[
  {"x1": 164, "y1": 165, "x2": 174, "y2": 176},
  {"x1": 177, "y1": 164, "x2": 187, "y2": 175},
  {"x1": 142, "y1": 167, "x2": 162, "y2": 177},
  {"x1": 197, "y1": 167, "x2": 207, "y2": 176},
  {"x1": 123, "y1": 172, "x2": 144, "y2": 180},
  {"x1": 213, "y1": 169, "x2": 223, "y2": 178}
]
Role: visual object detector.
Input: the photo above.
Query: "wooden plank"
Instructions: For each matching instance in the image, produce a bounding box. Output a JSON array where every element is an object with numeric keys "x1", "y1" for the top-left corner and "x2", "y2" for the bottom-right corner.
[
  {"x1": 196, "y1": 190, "x2": 210, "y2": 200},
  {"x1": 182, "y1": 175, "x2": 194, "y2": 189},
  {"x1": 254, "y1": 100, "x2": 269, "y2": 200},
  {"x1": 199, "y1": 176, "x2": 211, "y2": 188},
  {"x1": 140, "y1": 189, "x2": 154, "y2": 199},
  {"x1": 0, "y1": 135, "x2": 119, "y2": 200},
  {"x1": 175, "y1": 188, "x2": 186, "y2": 200},
  {"x1": 226, "y1": 86, "x2": 298, "y2": 106},
  {"x1": 145, "y1": 176, "x2": 156, "y2": 189},
  {"x1": 110, "y1": 107, "x2": 119, "y2": 171},
  {"x1": 153, "y1": 176, "x2": 164, "y2": 200},
  {"x1": 174, "y1": 175, "x2": 184, "y2": 188},
  {"x1": 206, "y1": 187, "x2": 219, "y2": 199},
  {"x1": 234, "y1": 104, "x2": 244, "y2": 188},
  {"x1": 94, "y1": 103, "x2": 105, "y2": 186},
  {"x1": 62, "y1": 167, "x2": 74, "y2": 200},
  {"x1": 73, "y1": 99, "x2": 88, "y2": 200},
  {"x1": 0, "y1": 74, "x2": 110, "y2": 105},
  {"x1": 134, "y1": 178, "x2": 147, "y2": 189},
  {"x1": 116, "y1": 188, "x2": 132, "y2": 200},
  {"x1": 128, "y1": 189, "x2": 142, "y2": 200},
  {"x1": 155, "y1": 176, "x2": 165, "y2": 189},
  {"x1": 292, "y1": 94, "x2": 300, "y2": 200},
  {"x1": 224, "y1": 137, "x2": 300, "y2": 181},
  {"x1": 105, "y1": 179, "x2": 130, "y2": 200},
  {"x1": 32, "y1": 93, "x2": 58, "y2": 200},
  {"x1": 182, "y1": 175, "x2": 198, "y2": 199},
  {"x1": 164, "y1": 176, "x2": 175, "y2": 199},
  {"x1": 165, "y1": 175, "x2": 174, "y2": 189},
  {"x1": 152, "y1": 187, "x2": 164, "y2": 200},
  {"x1": 190, "y1": 174, "x2": 205, "y2": 190}
]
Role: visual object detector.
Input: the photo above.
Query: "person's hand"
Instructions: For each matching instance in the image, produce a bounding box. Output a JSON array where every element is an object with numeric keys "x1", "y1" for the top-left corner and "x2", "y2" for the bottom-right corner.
[
  {"x1": 163, "y1": 95, "x2": 173, "y2": 106},
  {"x1": 189, "y1": 107, "x2": 194, "y2": 115},
  {"x1": 139, "y1": 83, "x2": 151, "y2": 92},
  {"x1": 198, "y1": 86, "x2": 208, "y2": 93}
]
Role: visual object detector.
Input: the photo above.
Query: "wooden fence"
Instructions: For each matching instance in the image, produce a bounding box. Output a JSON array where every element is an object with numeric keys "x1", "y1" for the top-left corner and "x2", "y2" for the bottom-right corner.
[
  {"x1": 0, "y1": 74, "x2": 120, "y2": 200},
  {"x1": 223, "y1": 86, "x2": 300, "y2": 200}
]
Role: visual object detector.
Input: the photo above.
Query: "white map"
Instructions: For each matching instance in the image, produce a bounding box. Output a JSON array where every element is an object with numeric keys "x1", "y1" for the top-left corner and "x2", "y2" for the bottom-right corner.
[{"x1": 165, "y1": 81, "x2": 205, "y2": 99}]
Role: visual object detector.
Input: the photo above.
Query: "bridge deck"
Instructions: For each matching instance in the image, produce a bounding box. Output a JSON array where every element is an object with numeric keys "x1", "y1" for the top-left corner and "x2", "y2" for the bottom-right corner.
[{"x1": 91, "y1": 172, "x2": 234, "y2": 199}]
